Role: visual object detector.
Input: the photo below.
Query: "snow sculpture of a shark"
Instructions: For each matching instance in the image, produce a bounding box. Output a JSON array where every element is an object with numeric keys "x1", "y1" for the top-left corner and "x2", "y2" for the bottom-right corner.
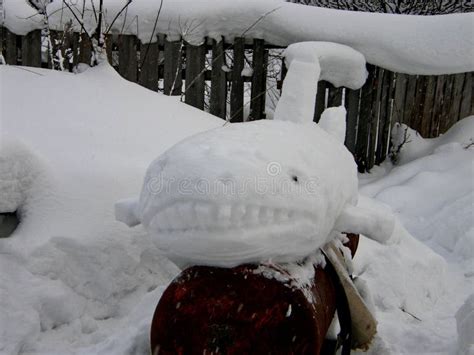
[{"x1": 116, "y1": 42, "x2": 395, "y2": 267}]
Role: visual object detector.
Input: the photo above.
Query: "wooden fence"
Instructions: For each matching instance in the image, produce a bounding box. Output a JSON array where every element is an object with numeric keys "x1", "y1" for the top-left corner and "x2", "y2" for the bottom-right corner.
[{"x1": 1, "y1": 27, "x2": 473, "y2": 172}]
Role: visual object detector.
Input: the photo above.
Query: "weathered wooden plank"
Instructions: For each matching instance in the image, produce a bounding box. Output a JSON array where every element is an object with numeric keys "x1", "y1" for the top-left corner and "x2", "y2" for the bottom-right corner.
[
  {"x1": 344, "y1": 88, "x2": 361, "y2": 154},
  {"x1": 313, "y1": 81, "x2": 327, "y2": 123},
  {"x1": 105, "y1": 34, "x2": 114, "y2": 65},
  {"x1": 448, "y1": 73, "x2": 466, "y2": 126},
  {"x1": 430, "y1": 75, "x2": 446, "y2": 137},
  {"x1": 184, "y1": 42, "x2": 206, "y2": 110},
  {"x1": 421, "y1": 76, "x2": 436, "y2": 137},
  {"x1": 139, "y1": 41, "x2": 159, "y2": 91},
  {"x1": 376, "y1": 69, "x2": 393, "y2": 164},
  {"x1": 411, "y1": 75, "x2": 427, "y2": 134},
  {"x1": 327, "y1": 84, "x2": 343, "y2": 107},
  {"x1": 163, "y1": 39, "x2": 182, "y2": 96},
  {"x1": 249, "y1": 39, "x2": 266, "y2": 121},
  {"x1": 21, "y1": 30, "x2": 41, "y2": 67},
  {"x1": 439, "y1": 75, "x2": 455, "y2": 133},
  {"x1": 210, "y1": 39, "x2": 227, "y2": 119},
  {"x1": 403, "y1": 74, "x2": 418, "y2": 127},
  {"x1": 2, "y1": 27, "x2": 18, "y2": 65},
  {"x1": 392, "y1": 73, "x2": 407, "y2": 124},
  {"x1": 230, "y1": 37, "x2": 245, "y2": 122},
  {"x1": 368, "y1": 66, "x2": 384, "y2": 169},
  {"x1": 118, "y1": 35, "x2": 138, "y2": 82},
  {"x1": 355, "y1": 65, "x2": 376, "y2": 172},
  {"x1": 75, "y1": 32, "x2": 92, "y2": 66},
  {"x1": 459, "y1": 72, "x2": 473, "y2": 120}
]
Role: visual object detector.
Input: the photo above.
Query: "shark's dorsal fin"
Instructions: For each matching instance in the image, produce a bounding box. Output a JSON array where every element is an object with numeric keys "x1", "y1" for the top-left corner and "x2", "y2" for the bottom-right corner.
[{"x1": 274, "y1": 42, "x2": 367, "y2": 125}]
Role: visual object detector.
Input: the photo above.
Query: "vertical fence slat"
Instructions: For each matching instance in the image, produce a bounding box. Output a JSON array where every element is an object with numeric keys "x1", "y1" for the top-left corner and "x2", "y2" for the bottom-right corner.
[
  {"x1": 76, "y1": 33, "x2": 92, "y2": 65},
  {"x1": 412, "y1": 75, "x2": 428, "y2": 135},
  {"x1": 376, "y1": 69, "x2": 392, "y2": 164},
  {"x1": 327, "y1": 84, "x2": 343, "y2": 107},
  {"x1": 118, "y1": 35, "x2": 138, "y2": 82},
  {"x1": 249, "y1": 39, "x2": 266, "y2": 120},
  {"x1": 185, "y1": 42, "x2": 206, "y2": 110},
  {"x1": 439, "y1": 75, "x2": 455, "y2": 133},
  {"x1": 313, "y1": 81, "x2": 327, "y2": 123},
  {"x1": 448, "y1": 73, "x2": 466, "y2": 125},
  {"x1": 403, "y1": 74, "x2": 418, "y2": 127},
  {"x1": 344, "y1": 88, "x2": 360, "y2": 154},
  {"x1": 210, "y1": 38, "x2": 227, "y2": 119},
  {"x1": 230, "y1": 37, "x2": 245, "y2": 122},
  {"x1": 421, "y1": 76, "x2": 436, "y2": 137},
  {"x1": 355, "y1": 65, "x2": 376, "y2": 172},
  {"x1": 164, "y1": 39, "x2": 182, "y2": 96},
  {"x1": 21, "y1": 30, "x2": 41, "y2": 67},
  {"x1": 367, "y1": 66, "x2": 383, "y2": 169},
  {"x1": 139, "y1": 41, "x2": 159, "y2": 91},
  {"x1": 392, "y1": 73, "x2": 407, "y2": 124},
  {"x1": 2, "y1": 27, "x2": 18, "y2": 64},
  {"x1": 459, "y1": 72, "x2": 473, "y2": 120},
  {"x1": 430, "y1": 75, "x2": 446, "y2": 136}
]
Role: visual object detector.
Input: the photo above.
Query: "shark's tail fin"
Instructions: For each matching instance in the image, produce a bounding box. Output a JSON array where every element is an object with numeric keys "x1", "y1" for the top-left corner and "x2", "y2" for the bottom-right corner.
[{"x1": 115, "y1": 198, "x2": 141, "y2": 227}]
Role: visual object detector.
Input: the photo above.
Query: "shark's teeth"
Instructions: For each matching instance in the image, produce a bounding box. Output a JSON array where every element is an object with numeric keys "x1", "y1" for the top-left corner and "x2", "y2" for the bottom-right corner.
[{"x1": 152, "y1": 201, "x2": 314, "y2": 233}]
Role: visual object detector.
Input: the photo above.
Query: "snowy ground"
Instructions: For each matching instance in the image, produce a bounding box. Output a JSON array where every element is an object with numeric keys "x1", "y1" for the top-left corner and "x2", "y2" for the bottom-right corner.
[{"x1": 1, "y1": 65, "x2": 473, "y2": 354}]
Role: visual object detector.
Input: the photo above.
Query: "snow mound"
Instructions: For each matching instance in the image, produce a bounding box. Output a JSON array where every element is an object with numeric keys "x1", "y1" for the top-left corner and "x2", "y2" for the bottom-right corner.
[
  {"x1": 391, "y1": 116, "x2": 474, "y2": 164},
  {"x1": 0, "y1": 138, "x2": 49, "y2": 214},
  {"x1": 456, "y1": 294, "x2": 474, "y2": 355}
]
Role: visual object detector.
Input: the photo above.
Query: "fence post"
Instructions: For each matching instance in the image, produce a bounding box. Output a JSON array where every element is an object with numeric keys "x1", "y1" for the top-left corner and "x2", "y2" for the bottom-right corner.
[
  {"x1": 355, "y1": 65, "x2": 376, "y2": 172},
  {"x1": 421, "y1": 76, "x2": 436, "y2": 137},
  {"x1": 21, "y1": 30, "x2": 41, "y2": 67},
  {"x1": 184, "y1": 42, "x2": 206, "y2": 110},
  {"x1": 344, "y1": 88, "x2": 360, "y2": 154},
  {"x1": 118, "y1": 35, "x2": 138, "y2": 82},
  {"x1": 459, "y1": 72, "x2": 473, "y2": 121},
  {"x1": 403, "y1": 74, "x2": 418, "y2": 127},
  {"x1": 164, "y1": 39, "x2": 183, "y2": 96},
  {"x1": 439, "y1": 75, "x2": 455, "y2": 133},
  {"x1": 313, "y1": 81, "x2": 327, "y2": 122},
  {"x1": 430, "y1": 75, "x2": 446, "y2": 136},
  {"x1": 139, "y1": 40, "x2": 159, "y2": 91},
  {"x1": 2, "y1": 27, "x2": 18, "y2": 65},
  {"x1": 230, "y1": 37, "x2": 245, "y2": 122},
  {"x1": 210, "y1": 38, "x2": 227, "y2": 119},
  {"x1": 327, "y1": 84, "x2": 343, "y2": 107},
  {"x1": 376, "y1": 70, "x2": 394, "y2": 164},
  {"x1": 448, "y1": 73, "x2": 466, "y2": 126},
  {"x1": 411, "y1": 75, "x2": 427, "y2": 134},
  {"x1": 249, "y1": 39, "x2": 266, "y2": 120},
  {"x1": 392, "y1": 73, "x2": 407, "y2": 125}
]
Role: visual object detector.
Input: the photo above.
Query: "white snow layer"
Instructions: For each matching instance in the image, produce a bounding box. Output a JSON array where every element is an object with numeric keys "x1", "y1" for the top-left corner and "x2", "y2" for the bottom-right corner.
[
  {"x1": 0, "y1": 66, "x2": 472, "y2": 354},
  {"x1": 2, "y1": 0, "x2": 472, "y2": 74}
]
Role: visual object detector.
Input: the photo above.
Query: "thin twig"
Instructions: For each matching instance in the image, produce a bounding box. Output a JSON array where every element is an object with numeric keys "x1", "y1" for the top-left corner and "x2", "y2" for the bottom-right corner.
[
  {"x1": 140, "y1": 0, "x2": 164, "y2": 68},
  {"x1": 105, "y1": 0, "x2": 133, "y2": 35}
]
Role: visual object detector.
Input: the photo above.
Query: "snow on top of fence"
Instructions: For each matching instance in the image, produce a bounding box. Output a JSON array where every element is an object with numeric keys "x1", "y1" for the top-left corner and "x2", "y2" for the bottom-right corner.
[{"x1": 2, "y1": 0, "x2": 473, "y2": 75}]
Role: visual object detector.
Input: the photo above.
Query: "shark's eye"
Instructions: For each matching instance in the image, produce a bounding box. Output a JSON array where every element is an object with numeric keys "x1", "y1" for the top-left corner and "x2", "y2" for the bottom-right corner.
[{"x1": 292, "y1": 175, "x2": 299, "y2": 183}]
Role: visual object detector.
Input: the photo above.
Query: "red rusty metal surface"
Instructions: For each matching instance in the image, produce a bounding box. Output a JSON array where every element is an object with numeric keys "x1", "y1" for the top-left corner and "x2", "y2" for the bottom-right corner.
[{"x1": 150, "y1": 234, "x2": 359, "y2": 354}]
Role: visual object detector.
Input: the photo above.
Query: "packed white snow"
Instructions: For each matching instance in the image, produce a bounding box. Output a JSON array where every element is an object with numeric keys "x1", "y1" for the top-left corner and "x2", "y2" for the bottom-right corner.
[
  {"x1": 0, "y1": 64, "x2": 472, "y2": 354},
  {"x1": 274, "y1": 42, "x2": 367, "y2": 124},
  {"x1": 121, "y1": 118, "x2": 366, "y2": 267},
  {"x1": 2, "y1": 0, "x2": 470, "y2": 74}
]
